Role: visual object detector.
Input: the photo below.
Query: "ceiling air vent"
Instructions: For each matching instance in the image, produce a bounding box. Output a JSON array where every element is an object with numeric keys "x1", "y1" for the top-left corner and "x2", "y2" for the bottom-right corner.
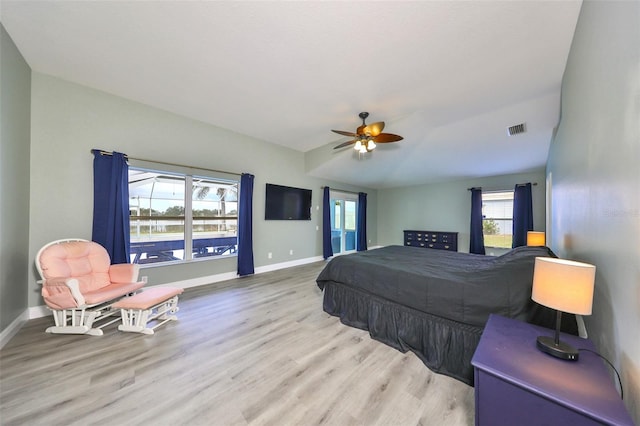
[{"x1": 507, "y1": 122, "x2": 526, "y2": 136}]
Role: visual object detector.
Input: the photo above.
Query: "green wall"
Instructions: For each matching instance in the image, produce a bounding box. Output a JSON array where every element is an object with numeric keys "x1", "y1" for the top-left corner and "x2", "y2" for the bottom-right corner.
[
  {"x1": 547, "y1": 1, "x2": 639, "y2": 421},
  {"x1": 0, "y1": 25, "x2": 31, "y2": 333},
  {"x1": 377, "y1": 171, "x2": 547, "y2": 255},
  {"x1": 27, "y1": 73, "x2": 377, "y2": 308}
]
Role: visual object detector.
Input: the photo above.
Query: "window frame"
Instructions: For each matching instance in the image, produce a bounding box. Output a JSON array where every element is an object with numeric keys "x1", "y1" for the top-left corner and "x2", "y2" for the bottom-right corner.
[
  {"x1": 481, "y1": 189, "x2": 514, "y2": 249},
  {"x1": 128, "y1": 163, "x2": 239, "y2": 266}
]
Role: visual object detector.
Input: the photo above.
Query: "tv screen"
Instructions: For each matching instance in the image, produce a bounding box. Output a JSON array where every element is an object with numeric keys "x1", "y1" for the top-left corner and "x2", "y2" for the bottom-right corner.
[{"x1": 265, "y1": 183, "x2": 312, "y2": 220}]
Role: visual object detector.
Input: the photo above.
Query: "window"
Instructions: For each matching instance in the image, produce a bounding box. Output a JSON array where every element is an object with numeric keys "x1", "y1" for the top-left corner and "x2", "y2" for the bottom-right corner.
[
  {"x1": 330, "y1": 192, "x2": 358, "y2": 254},
  {"x1": 482, "y1": 190, "x2": 514, "y2": 248},
  {"x1": 128, "y1": 168, "x2": 238, "y2": 264}
]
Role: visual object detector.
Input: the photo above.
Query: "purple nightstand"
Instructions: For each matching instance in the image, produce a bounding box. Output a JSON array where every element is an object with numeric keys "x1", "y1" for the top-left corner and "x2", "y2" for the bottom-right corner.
[{"x1": 471, "y1": 314, "x2": 633, "y2": 426}]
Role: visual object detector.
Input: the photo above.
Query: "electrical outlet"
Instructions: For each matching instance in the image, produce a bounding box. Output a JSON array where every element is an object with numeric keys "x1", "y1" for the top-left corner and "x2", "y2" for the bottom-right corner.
[
  {"x1": 268, "y1": 252, "x2": 272, "y2": 259},
  {"x1": 289, "y1": 249, "x2": 293, "y2": 255},
  {"x1": 141, "y1": 276, "x2": 148, "y2": 283},
  {"x1": 316, "y1": 225, "x2": 319, "y2": 231}
]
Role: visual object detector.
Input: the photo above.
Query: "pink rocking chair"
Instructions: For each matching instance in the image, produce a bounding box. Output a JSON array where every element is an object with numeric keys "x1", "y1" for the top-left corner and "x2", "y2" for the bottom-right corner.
[{"x1": 36, "y1": 239, "x2": 145, "y2": 336}]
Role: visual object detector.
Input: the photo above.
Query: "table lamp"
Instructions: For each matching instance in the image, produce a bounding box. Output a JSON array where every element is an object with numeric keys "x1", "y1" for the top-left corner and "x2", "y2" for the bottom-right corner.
[
  {"x1": 531, "y1": 257, "x2": 596, "y2": 361},
  {"x1": 527, "y1": 231, "x2": 546, "y2": 246}
]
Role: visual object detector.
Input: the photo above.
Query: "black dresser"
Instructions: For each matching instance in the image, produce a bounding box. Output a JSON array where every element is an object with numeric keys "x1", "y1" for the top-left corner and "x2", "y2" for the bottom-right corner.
[{"x1": 404, "y1": 230, "x2": 458, "y2": 252}]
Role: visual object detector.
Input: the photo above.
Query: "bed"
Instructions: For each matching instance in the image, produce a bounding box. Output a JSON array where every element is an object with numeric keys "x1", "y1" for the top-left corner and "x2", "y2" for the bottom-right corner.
[{"x1": 316, "y1": 245, "x2": 576, "y2": 385}]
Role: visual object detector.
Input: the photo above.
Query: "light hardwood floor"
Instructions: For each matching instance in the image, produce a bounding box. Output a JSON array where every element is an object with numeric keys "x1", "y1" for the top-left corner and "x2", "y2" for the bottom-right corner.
[{"x1": 0, "y1": 261, "x2": 474, "y2": 426}]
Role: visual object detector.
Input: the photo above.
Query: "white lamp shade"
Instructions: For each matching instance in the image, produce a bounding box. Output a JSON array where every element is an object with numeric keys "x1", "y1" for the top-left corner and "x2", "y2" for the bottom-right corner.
[
  {"x1": 532, "y1": 257, "x2": 595, "y2": 315},
  {"x1": 527, "y1": 231, "x2": 546, "y2": 246}
]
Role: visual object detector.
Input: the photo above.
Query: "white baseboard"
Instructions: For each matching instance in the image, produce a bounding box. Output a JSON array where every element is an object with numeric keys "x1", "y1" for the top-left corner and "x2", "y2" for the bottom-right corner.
[
  {"x1": 0, "y1": 310, "x2": 29, "y2": 349},
  {"x1": 151, "y1": 255, "x2": 325, "y2": 289},
  {"x1": 3, "y1": 254, "x2": 328, "y2": 347},
  {"x1": 255, "y1": 255, "x2": 325, "y2": 274},
  {"x1": 1, "y1": 251, "x2": 374, "y2": 349},
  {"x1": 158, "y1": 271, "x2": 240, "y2": 290},
  {"x1": 28, "y1": 305, "x2": 50, "y2": 319}
]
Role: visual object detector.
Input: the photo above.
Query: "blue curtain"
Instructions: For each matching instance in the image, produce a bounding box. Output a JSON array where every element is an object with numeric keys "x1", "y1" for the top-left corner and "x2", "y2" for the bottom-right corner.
[
  {"x1": 91, "y1": 150, "x2": 130, "y2": 264},
  {"x1": 357, "y1": 192, "x2": 367, "y2": 251},
  {"x1": 512, "y1": 183, "x2": 533, "y2": 248},
  {"x1": 238, "y1": 173, "x2": 255, "y2": 276},
  {"x1": 469, "y1": 187, "x2": 486, "y2": 255},
  {"x1": 322, "y1": 186, "x2": 333, "y2": 259}
]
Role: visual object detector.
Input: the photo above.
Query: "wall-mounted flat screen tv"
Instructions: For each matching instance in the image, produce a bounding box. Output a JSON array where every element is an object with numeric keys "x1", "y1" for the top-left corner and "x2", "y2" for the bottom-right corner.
[{"x1": 265, "y1": 183, "x2": 312, "y2": 220}]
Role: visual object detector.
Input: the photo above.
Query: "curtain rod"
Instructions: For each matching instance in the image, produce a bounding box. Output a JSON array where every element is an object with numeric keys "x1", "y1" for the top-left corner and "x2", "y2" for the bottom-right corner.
[
  {"x1": 93, "y1": 150, "x2": 241, "y2": 177},
  {"x1": 467, "y1": 182, "x2": 537, "y2": 191},
  {"x1": 322, "y1": 186, "x2": 363, "y2": 196}
]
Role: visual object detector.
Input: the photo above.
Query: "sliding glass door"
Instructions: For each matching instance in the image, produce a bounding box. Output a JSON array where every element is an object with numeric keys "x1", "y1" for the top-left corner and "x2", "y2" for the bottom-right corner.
[{"x1": 330, "y1": 191, "x2": 357, "y2": 255}]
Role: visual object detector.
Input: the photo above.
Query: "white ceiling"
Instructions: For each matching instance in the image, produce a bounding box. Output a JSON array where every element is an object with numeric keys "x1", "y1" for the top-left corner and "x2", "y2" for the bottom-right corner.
[{"x1": 1, "y1": 1, "x2": 582, "y2": 189}]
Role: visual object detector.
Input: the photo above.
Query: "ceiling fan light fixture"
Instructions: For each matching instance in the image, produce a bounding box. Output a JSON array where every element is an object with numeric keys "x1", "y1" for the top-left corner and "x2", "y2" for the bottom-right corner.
[
  {"x1": 367, "y1": 139, "x2": 376, "y2": 150},
  {"x1": 332, "y1": 112, "x2": 403, "y2": 152}
]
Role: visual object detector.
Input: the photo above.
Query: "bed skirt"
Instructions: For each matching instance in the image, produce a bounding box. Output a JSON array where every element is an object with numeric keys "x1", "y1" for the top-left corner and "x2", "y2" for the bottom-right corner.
[{"x1": 322, "y1": 281, "x2": 482, "y2": 386}]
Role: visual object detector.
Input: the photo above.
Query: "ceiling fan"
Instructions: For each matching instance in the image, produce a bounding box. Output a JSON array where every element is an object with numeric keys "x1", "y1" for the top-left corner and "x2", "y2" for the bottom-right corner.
[{"x1": 332, "y1": 112, "x2": 403, "y2": 153}]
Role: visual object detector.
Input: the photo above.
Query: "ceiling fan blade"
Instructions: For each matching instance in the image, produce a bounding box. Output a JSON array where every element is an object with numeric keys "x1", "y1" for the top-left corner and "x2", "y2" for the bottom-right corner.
[
  {"x1": 373, "y1": 133, "x2": 403, "y2": 143},
  {"x1": 363, "y1": 121, "x2": 385, "y2": 136},
  {"x1": 334, "y1": 140, "x2": 356, "y2": 149},
  {"x1": 331, "y1": 129, "x2": 357, "y2": 137},
  {"x1": 356, "y1": 125, "x2": 366, "y2": 135}
]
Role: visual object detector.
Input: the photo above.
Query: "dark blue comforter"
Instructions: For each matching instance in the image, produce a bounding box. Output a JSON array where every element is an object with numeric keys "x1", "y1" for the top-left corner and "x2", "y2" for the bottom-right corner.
[{"x1": 317, "y1": 245, "x2": 555, "y2": 328}]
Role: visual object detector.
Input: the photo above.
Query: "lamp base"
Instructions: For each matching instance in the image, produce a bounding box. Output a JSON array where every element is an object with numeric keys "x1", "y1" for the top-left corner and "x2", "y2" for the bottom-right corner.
[{"x1": 536, "y1": 336, "x2": 579, "y2": 361}]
